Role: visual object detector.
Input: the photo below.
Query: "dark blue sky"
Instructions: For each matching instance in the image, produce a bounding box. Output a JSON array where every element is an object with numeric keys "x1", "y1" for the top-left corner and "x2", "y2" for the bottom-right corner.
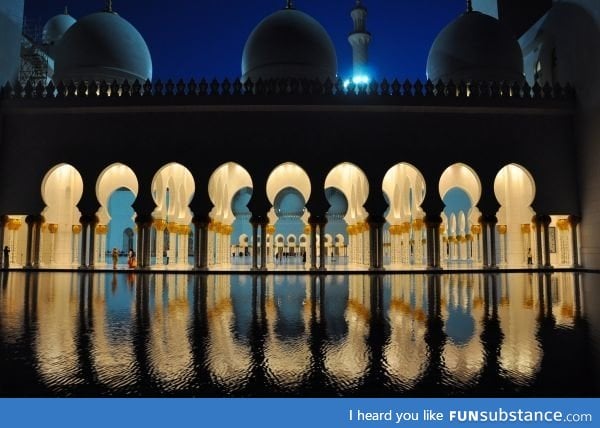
[{"x1": 24, "y1": 1, "x2": 465, "y2": 82}]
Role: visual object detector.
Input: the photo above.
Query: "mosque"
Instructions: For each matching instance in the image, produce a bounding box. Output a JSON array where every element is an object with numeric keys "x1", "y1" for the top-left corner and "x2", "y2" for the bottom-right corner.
[{"x1": 0, "y1": 0, "x2": 598, "y2": 273}]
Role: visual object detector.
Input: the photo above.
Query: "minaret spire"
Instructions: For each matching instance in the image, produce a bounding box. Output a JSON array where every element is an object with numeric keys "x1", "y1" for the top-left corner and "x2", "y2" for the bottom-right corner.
[
  {"x1": 105, "y1": 0, "x2": 113, "y2": 12},
  {"x1": 467, "y1": 0, "x2": 473, "y2": 12},
  {"x1": 348, "y1": 0, "x2": 371, "y2": 79},
  {"x1": 285, "y1": 0, "x2": 294, "y2": 9},
  {"x1": 64, "y1": 5, "x2": 68, "y2": 15}
]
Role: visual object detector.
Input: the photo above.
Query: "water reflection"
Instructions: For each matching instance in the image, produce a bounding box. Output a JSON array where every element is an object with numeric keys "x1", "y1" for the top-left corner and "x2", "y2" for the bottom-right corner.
[{"x1": 0, "y1": 271, "x2": 597, "y2": 397}]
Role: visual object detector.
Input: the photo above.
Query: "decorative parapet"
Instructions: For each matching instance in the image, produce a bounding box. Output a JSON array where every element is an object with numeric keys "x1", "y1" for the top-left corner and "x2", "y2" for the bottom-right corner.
[{"x1": 0, "y1": 77, "x2": 576, "y2": 105}]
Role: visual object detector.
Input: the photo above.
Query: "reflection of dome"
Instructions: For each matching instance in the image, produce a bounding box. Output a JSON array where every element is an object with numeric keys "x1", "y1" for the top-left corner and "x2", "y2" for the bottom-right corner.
[
  {"x1": 426, "y1": 10, "x2": 523, "y2": 83},
  {"x1": 242, "y1": 7, "x2": 337, "y2": 82},
  {"x1": 42, "y1": 10, "x2": 77, "y2": 47},
  {"x1": 53, "y1": 10, "x2": 152, "y2": 84}
]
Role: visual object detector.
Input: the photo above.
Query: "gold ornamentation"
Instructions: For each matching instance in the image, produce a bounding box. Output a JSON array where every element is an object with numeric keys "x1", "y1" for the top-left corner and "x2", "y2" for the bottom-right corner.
[
  {"x1": 521, "y1": 224, "x2": 531, "y2": 234},
  {"x1": 470, "y1": 224, "x2": 481, "y2": 235},
  {"x1": 7, "y1": 218, "x2": 22, "y2": 231},
  {"x1": 497, "y1": 224, "x2": 507, "y2": 234},
  {"x1": 72, "y1": 224, "x2": 82, "y2": 234},
  {"x1": 153, "y1": 219, "x2": 167, "y2": 231},
  {"x1": 95, "y1": 224, "x2": 108, "y2": 234},
  {"x1": 412, "y1": 218, "x2": 423, "y2": 230},
  {"x1": 557, "y1": 218, "x2": 569, "y2": 231},
  {"x1": 401, "y1": 222, "x2": 411, "y2": 234},
  {"x1": 167, "y1": 221, "x2": 179, "y2": 233},
  {"x1": 267, "y1": 224, "x2": 276, "y2": 235}
]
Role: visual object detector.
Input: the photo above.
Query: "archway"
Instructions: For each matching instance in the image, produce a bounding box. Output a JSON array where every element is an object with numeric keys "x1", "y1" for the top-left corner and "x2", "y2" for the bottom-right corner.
[
  {"x1": 383, "y1": 162, "x2": 426, "y2": 268},
  {"x1": 208, "y1": 162, "x2": 253, "y2": 268},
  {"x1": 96, "y1": 163, "x2": 138, "y2": 267},
  {"x1": 325, "y1": 162, "x2": 369, "y2": 268},
  {"x1": 40, "y1": 163, "x2": 84, "y2": 267},
  {"x1": 494, "y1": 163, "x2": 536, "y2": 266},
  {"x1": 439, "y1": 163, "x2": 482, "y2": 266},
  {"x1": 152, "y1": 163, "x2": 195, "y2": 268},
  {"x1": 266, "y1": 162, "x2": 311, "y2": 268}
]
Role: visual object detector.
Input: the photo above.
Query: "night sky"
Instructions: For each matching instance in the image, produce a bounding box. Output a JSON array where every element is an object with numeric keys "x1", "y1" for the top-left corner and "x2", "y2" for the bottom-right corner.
[{"x1": 24, "y1": 0, "x2": 465, "y2": 82}]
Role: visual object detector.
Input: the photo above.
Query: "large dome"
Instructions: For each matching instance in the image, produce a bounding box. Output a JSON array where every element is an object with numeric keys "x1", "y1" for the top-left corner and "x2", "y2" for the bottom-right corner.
[
  {"x1": 53, "y1": 10, "x2": 152, "y2": 84},
  {"x1": 426, "y1": 10, "x2": 524, "y2": 84},
  {"x1": 42, "y1": 10, "x2": 76, "y2": 47},
  {"x1": 241, "y1": 7, "x2": 337, "y2": 82}
]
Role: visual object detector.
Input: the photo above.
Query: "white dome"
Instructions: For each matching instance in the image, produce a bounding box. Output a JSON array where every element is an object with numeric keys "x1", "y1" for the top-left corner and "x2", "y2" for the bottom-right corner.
[
  {"x1": 242, "y1": 7, "x2": 337, "y2": 82},
  {"x1": 426, "y1": 11, "x2": 524, "y2": 83},
  {"x1": 53, "y1": 10, "x2": 152, "y2": 84},
  {"x1": 42, "y1": 11, "x2": 76, "y2": 46}
]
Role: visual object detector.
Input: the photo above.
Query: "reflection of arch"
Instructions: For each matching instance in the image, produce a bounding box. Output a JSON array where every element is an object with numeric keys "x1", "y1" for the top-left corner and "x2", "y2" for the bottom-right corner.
[
  {"x1": 384, "y1": 275, "x2": 429, "y2": 389},
  {"x1": 263, "y1": 277, "x2": 312, "y2": 390},
  {"x1": 494, "y1": 163, "x2": 536, "y2": 266},
  {"x1": 324, "y1": 276, "x2": 370, "y2": 390},
  {"x1": 498, "y1": 274, "x2": 543, "y2": 385},
  {"x1": 40, "y1": 164, "x2": 84, "y2": 266},
  {"x1": 205, "y1": 277, "x2": 252, "y2": 389},
  {"x1": 148, "y1": 276, "x2": 194, "y2": 390},
  {"x1": 441, "y1": 275, "x2": 485, "y2": 385}
]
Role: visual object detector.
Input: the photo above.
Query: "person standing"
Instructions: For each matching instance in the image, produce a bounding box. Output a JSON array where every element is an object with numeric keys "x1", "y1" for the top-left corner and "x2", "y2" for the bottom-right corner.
[
  {"x1": 2, "y1": 246, "x2": 9, "y2": 268},
  {"x1": 112, "y1": 248, "x2": 119, "y2": 269}
]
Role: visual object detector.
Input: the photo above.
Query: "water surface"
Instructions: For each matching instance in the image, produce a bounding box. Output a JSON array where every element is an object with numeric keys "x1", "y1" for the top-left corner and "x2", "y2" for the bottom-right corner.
[{"x1": 0, "y1": 271, "x2": 598, "y2": 397}]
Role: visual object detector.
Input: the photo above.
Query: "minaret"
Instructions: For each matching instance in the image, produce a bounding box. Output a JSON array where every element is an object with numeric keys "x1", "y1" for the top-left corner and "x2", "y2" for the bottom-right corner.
[{"x1": 348, "y1": 0, "x2": 371, "y2": 79}]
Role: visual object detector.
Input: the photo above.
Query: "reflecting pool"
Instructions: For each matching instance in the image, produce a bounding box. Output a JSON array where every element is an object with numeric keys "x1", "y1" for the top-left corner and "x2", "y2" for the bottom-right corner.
[{"x1": 0, "y1": 271, "x2": 598, "y2": 397}]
